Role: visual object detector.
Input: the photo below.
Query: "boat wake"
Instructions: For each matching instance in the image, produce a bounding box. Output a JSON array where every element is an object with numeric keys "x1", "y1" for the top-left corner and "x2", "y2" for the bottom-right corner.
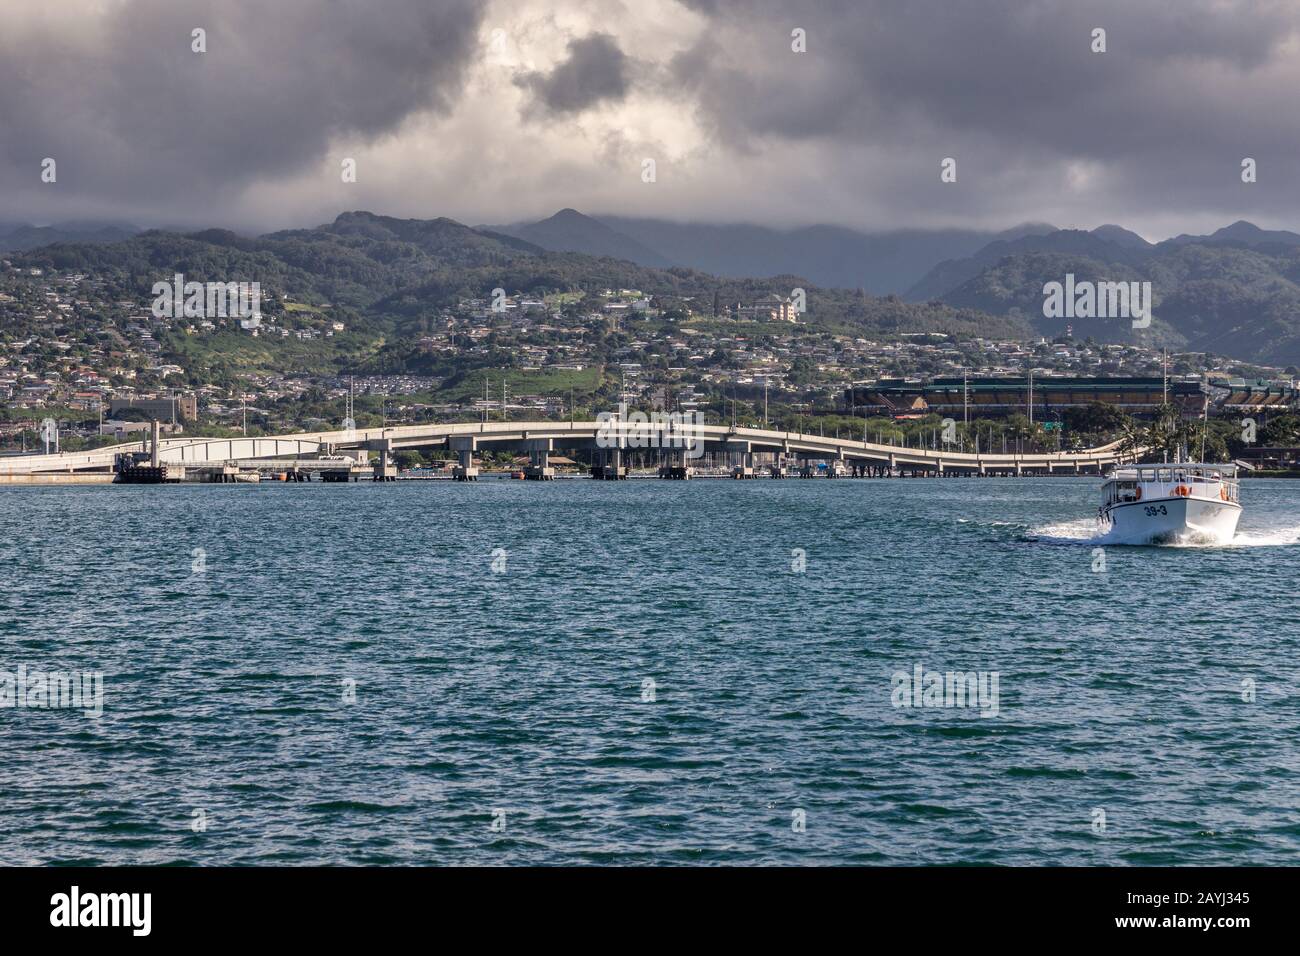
[{"x1": 1024, "y1": 519, "x2": 1300, "y2": 548}]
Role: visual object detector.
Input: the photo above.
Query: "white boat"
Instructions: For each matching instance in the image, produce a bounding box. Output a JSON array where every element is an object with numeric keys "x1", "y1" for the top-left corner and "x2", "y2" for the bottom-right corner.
[{"x1": 1098, "y1": 463, "x2": 1241, "y2": 544}]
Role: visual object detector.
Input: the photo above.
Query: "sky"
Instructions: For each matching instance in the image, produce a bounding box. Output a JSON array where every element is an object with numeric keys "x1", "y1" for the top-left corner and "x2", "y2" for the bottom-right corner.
[{"x1": 2, "y1": 0, "x2": 1300, "y2": 239}]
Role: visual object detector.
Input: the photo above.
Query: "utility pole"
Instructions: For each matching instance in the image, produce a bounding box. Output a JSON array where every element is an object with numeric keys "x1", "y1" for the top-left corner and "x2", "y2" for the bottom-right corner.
[
  {"x1": 483, "y1": 376, "x2": 489, "y2": 424},
  {"x1": 1027, "y1": 368, "x2": 1034, "y2": 425},
  {"x1": 1162, "y1": 349, "x2": 1168, "y2": 405},
  {"x1": 242, "y1": 393, "x2": 247, "y2": 436},
  {"x1": 963, "y1": 368, "x2": 969, "y2": 427},
  {"x1": 764, "y1": 378, "x2": 769, "y2": 426}
]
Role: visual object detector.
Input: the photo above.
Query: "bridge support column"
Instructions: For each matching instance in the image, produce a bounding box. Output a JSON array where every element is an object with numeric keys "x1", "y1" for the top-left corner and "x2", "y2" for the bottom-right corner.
[
  {"x1": 372, "y1": 447, "x2": 397, "y2": 481},
  {"x1": 454, "y1": 449, "x2": 478, "y2": 481},
  {"x1": 449, "y1": 437, "x2": 478, "y2": 481},
  {"x1": 660, "y1": 447, "x2": 692, "y2": 479},
  {"x1": 721, "y1": 440, "x2": 754, "y2": 479},
  {"x1": 524, "y1": 439, "x2": 555, "y2": 480},
  {"x1": 593, "y1": 447, "x2": 626, "y2": 480}
]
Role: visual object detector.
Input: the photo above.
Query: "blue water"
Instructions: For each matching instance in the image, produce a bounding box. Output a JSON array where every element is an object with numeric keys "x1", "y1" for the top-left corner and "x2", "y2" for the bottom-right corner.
[{"x1": 2, "y1": 477, "x2": 1298, "y2": 865}]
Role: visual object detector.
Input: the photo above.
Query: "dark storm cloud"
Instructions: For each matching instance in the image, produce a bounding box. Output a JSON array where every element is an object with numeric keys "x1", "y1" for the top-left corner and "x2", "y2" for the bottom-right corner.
[
  {"x1": 673, "y1": 0, "x2": 1296, "y2": 146},
  {"x1": 4, "y1": 0, "x2": 1300, "y2": 234},
  {"x1": 0, "y1": 0, "x2": 483, "y2": 220},
  {"x1": 668, "y1": 0, "x2": 1300, "y2": 228},
  {"x1": 515, "y1": 33, "x2": 631, "y2": 117}
]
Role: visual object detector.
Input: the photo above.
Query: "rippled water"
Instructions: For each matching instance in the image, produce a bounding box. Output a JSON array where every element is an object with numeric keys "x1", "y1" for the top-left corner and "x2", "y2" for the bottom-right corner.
[{"x1": 2, "y1": 476, "x2": 1298, "y2": 865}]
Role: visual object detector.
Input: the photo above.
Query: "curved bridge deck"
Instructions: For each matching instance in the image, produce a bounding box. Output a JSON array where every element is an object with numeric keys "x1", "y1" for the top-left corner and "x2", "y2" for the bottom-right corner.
[{"x1": 0, "y1": 420, "x2": 1136, "y2": 477}]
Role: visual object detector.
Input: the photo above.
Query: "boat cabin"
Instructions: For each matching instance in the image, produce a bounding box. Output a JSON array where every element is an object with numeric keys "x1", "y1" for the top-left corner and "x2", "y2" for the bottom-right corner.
[{"x1": 1102, "y1": 464, "x2": 1239, "y2": 505}]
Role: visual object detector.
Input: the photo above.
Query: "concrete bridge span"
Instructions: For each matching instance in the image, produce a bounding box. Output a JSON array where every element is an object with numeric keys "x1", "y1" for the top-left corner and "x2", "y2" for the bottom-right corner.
[{"x1": 0, "y1": 420, "x2": 1138, "y2": 477}]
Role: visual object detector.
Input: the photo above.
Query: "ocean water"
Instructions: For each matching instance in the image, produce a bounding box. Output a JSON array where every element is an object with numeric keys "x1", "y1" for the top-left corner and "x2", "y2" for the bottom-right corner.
[{"x1": 1, "y1": 476, "x2": 1298, "y2": 866}]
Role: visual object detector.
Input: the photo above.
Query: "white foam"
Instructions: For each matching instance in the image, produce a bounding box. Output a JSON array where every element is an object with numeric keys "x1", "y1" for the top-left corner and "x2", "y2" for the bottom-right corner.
[
  {"x1": 1024, "y1": 519, "x2": 1106, "y2": 545},
  {"x1": 1026, "y1": 519, "x2": 1300, "y2": 548},
  {"x1": 1226, "y1": 525, "x2": 1300, "y2": 548}
]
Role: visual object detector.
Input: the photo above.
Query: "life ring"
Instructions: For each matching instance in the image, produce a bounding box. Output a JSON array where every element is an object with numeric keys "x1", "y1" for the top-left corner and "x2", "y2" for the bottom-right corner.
[
  {"x1": 1220, "y1": 486, "x2": 1229, "y2": 501},
  {"x1": 1134, "y1": 486, "x2": 1142, "y2": 500},
  {"x1": 1174, "y1": 485, "x2": 1190, "y2": 496}
]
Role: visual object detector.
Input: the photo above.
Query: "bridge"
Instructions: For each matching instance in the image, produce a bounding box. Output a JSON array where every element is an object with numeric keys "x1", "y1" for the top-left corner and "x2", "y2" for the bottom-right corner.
[{"x1": 0, "y1": 420, "x2": 1137, "y2": 481}]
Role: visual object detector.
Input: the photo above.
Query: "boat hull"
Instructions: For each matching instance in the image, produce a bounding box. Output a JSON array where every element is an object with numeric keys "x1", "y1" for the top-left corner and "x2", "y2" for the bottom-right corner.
[{"x1": 1101, "y1": 495, "x2": 1241, "y2": 545}]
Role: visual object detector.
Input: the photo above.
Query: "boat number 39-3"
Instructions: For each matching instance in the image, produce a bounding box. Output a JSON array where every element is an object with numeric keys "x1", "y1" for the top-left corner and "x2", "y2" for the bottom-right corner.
[{"x1": 1143, "y1": 505, "x2": 1169, "y2": 516}]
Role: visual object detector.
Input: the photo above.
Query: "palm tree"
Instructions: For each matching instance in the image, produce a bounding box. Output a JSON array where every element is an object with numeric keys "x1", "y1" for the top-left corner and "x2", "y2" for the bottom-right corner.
[{"x1": 1136, "y1": 403, "x2": 1196, "y2": 462}]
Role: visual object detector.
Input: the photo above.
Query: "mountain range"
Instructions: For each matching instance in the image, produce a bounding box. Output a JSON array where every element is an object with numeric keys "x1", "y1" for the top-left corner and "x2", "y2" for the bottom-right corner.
[
  {"x1": 0, "y1": 220, "x2": 141, "y2": 252},
  {"x1": 11, "y1": 209, "x2": 1300, "y2": 365},
  {"x1": 487, "y1": 208, "x2": 1059, "y2": 295},
  {"x1": 909, "y1": 220, "x2": 1300, "y2": 364},
  {"x1": 489, "y1": 211, "x2": 1300, "y2": 365}
]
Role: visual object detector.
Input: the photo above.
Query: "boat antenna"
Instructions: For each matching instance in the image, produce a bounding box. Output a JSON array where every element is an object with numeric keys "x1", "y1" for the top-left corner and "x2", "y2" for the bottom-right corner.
[{"x1": 1199, "y1": 390, "x2": 1208, "y2": 462}]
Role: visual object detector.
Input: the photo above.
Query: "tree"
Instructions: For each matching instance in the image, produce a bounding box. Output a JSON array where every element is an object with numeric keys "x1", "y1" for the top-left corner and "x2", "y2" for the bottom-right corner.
[
  {"x1": 1260, "y1": 414, "x2": 1300, "y2": 446},
  {"x1": 1062, "y1": 401, "x2": 1129, "y2": 437}
]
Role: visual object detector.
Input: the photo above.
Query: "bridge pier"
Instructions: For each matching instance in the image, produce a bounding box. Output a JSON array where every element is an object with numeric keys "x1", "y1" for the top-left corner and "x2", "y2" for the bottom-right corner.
[
  {"x1": 721, "y1": 439, "x2": 755, "y2": 479},
  {"x1": 449, "y1": 438, "x2": 479, "y2": 481},
  {"x1": 659, "y1": 447, "x2": 692, "y2": 479},
  {"x1": 592, "y1": 447, "x2": 627, "y2": 480},
  {"x1": 372, "y1": 447, "x2": 397, "y2": 482},
  {"x1": 524, "y1": 439, "x2": 555, "y2": 480},
  {"x1": 454, "y1": 449, "x2": 478, "y2": 481}
]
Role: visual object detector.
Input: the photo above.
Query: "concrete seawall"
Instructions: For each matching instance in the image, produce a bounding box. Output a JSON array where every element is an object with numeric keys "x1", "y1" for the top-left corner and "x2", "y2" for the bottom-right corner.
[{"x1": 0, "y1": 473, "x2": 116, "y2": 485}]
